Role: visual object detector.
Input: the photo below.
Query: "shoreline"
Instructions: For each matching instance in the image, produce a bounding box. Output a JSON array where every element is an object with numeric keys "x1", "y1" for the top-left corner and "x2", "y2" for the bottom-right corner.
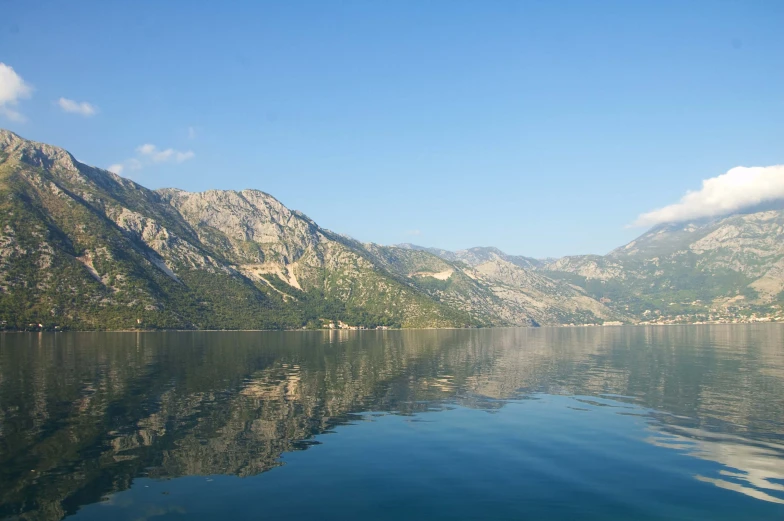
[{"x1": 2, "y1": 321, "x2": 782, "y2": 334}]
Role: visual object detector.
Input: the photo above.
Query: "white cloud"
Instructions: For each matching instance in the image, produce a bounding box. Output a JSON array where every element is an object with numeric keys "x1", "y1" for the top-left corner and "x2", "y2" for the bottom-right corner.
[
  {"x1": 175, "y1": 150, "x2": 194, "y2": 162},
  {"x1": 632, "y1": 165, "x2": 784, "y2": 227},
  {"x1": 107, "y1": 164, "x2": 124, "y2": 175},
  {"x1": 136, "y1": 143, "x2": 156, "y2": 155},
  {"x1": 111, "y1": 143, "x2": 194, "y2": 176},
  {"x1": 137, "y1": 143, "x2": 194, "y2": 164},
  {"x1": 406, "y1": 229, "x2": 422, "y2": 236},
  {"x1": 0, "y1": 63, "x2": 33, "y2": 122},
  {"x1": 152, "y1": 149, "x2": 175, "y2": 163},
  {"x1": 57, "y1": 97, "x2": 97, "y2": 117}
]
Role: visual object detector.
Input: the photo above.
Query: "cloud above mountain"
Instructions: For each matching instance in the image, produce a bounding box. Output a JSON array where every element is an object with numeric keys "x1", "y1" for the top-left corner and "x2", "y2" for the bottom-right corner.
[
  {"x1": 108, "y1": 142, "x2": 194, "y2": 176},
  {"x1": 57, "y1": 97, "x2": 97, "y2": 117},
  {"x1": 632, "y1": 165, "x2": 784, "y2": 227},
  {"x1": 0, "y1": 63, "x2": 33, "y2": 122},
  {"x1": 136, "y1": 143, "x2": 194, "y2": 163},
  {"x1": 107, "y1": 164, "x2": 124, "y2": 175}
]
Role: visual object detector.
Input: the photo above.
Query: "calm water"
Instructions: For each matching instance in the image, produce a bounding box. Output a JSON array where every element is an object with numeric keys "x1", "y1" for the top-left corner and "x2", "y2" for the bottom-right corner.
[{"x1": 1, "y1": 326, "x2": 783, "y2": 520}]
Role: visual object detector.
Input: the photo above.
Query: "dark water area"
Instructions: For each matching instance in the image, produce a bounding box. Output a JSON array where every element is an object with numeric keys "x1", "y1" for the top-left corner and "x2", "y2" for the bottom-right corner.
[{"x1": 1, "y1": 325, "x2": 783, "y2": 520}]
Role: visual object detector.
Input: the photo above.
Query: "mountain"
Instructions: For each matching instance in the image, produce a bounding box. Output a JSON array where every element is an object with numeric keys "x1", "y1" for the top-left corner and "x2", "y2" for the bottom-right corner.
[
  {"x1": 399, "y1": 208, "x2": 784, "y2": 323},
  {"x1": 543, "y1": 208, "x2": 784, "y2": 322},
  {"x1": 364, "y1": 245, "x2": 621, "y2": 326},
  {"x1": 0, "y1": 130, "x2": 617, "y2": 330},
  {"x1": 3, "y1": 129, "x2": 779, "y2": 330},
  {"x1": 397, "y1": 244, "x2": 545, "y2": 269},
  {"x1": 0, "y1": 130, "x2": 474, "y2": 329}
]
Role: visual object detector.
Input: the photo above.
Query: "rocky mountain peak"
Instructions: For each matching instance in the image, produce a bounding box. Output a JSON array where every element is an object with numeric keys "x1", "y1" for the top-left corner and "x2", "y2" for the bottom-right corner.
[
  {"x1": 155, "y1": 186, "x2": 321, "y2": 266},
  {"x1": 0, "y1": 128, "x2": 80, "y2": 174}
]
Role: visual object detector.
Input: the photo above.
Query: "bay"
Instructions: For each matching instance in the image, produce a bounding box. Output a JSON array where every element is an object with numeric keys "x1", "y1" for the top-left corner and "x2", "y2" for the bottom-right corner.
[{"x1": 1, "y1": 325, "x2": 783, "y2": 520}]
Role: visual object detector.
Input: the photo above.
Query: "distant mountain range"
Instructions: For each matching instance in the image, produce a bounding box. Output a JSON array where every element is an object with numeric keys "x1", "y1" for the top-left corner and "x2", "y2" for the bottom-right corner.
[
  {"x1": 395, "y1": 244, "x2": 548, "y2": 269},
  {"x1": 1, "y1": 129, "x2": 782, "y2": 330}
]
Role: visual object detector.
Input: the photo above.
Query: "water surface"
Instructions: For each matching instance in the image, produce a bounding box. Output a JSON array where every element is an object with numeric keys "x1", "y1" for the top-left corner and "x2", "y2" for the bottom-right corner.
[{"x1": 1, "y1": 326, "x2": 783, "y2": 520}]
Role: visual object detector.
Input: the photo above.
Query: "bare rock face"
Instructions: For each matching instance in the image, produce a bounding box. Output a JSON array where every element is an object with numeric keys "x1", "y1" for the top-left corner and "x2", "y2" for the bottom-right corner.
[
  {"x1": 545, "y1": 255, "x2": 627, "y2": 281},
  {"x1": 464, "y1": 259, "x2": 621, "y2": 325},
  {"x1": 157, "y1": 188, "x2": 320, "y2": 265}
]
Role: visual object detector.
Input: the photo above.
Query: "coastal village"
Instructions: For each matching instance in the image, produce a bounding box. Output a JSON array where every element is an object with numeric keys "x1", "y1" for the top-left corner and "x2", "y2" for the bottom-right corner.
[{"x1": 637, "y1": 310, "x2": 784, "y2": 325}]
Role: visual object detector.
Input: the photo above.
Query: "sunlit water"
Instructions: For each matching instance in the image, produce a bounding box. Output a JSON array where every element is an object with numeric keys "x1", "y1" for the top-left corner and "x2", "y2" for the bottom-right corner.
[{"x1": 1, "y1": 326, "x2": 783, "y2": 520}]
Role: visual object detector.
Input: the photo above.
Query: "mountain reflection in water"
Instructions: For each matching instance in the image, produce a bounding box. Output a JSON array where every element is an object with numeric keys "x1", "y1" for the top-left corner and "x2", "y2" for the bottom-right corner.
[{"x1": 0, "y1": 325, "x2": 783, "y2": 520}]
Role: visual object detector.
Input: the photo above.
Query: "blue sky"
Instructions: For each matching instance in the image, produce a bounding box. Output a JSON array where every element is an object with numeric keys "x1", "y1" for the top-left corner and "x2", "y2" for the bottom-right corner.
[{"x1": 1, "y1": 1, "x2": 783, "y2": 258}]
